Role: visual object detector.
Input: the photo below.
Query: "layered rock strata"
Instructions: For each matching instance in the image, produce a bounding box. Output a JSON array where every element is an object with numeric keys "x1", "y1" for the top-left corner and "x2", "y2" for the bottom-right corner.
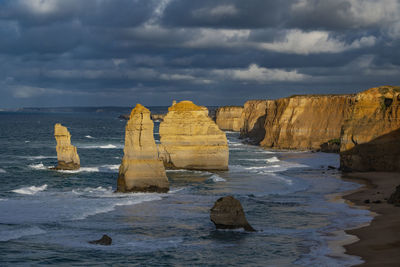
[
  {"x1": 210, "y1": 196, "x2": 255, "y2": 232},
  {"x1": 340, "y1": 86, "x2": 400, "y2": 171},
  {"x1": 159, "y1": 101, "x2": 228, "y2": 170},
  {"x1": 260, "y1": 95, "x2": 353, "y2": 150},
  {"x1": 117, "y1": 104, "x2": 169, "y2": 193},
  {"x1": 54, "y1": 123, "x2": 80, "y2": 170},
  {"x1": 215, "y1": 106, "x2": 244, "y2": 131}
]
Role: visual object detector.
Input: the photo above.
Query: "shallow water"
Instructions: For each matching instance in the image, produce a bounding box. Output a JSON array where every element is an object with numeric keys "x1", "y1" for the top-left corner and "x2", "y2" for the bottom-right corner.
[{"x1": 0, "y1": 110, "x2": 371, "y2": 266}]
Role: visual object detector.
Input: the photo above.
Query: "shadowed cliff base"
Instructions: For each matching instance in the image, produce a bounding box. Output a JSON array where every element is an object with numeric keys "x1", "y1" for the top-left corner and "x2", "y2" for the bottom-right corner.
[{"x1": 340, "y1": 128, "x2": 400, "y2": 172}]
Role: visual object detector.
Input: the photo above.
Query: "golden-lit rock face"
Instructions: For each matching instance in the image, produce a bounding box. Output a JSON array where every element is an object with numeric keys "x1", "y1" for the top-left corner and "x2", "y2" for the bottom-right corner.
[
  {"x1": 215, "y1": 106, "x2": 244, "y2": 132},
  {"x1": 240, "y1": 100, "x2": 273, "y2": 144},
  {"x1": 117, "y1": 104, "x2": 169, "y2": 193},
  {"x1": 54, "y1": 123, "x2": 80, "y2": 170},
  {"x1": 260, "y1": 95, "x2": 353, "y2": 150},
  {"x1": 159, "y1": 100, "x2": 229, "y2": 170},
  {"x1": 340, "y1": 86, "x2": 400, "y2": 171}
]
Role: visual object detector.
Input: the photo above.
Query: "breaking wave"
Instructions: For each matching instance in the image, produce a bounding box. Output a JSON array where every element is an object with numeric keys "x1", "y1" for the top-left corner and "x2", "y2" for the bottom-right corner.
[{"x1": 12, "y1": 184, "x2": 48, "y2": 195}]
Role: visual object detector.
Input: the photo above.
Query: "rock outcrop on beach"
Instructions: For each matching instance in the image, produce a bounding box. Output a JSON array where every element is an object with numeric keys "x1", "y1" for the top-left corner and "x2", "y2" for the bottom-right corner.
[
  {"x1": 210, "y1": 196, "x2": 255, "y2": 232},
  {"x1": 388, "y1": 185, "x2": 400, "y2": 206},
  {"x1": 158, "y1": 101, "x2": 228, "y2": 170},
  {"x1": 340, "y1": 86, "x2": 400, "y2": 172},
  {"x1": 54, "y1": 123, "x2": 80, "y2": 170},
  {"x1": 240, "y1": 100, "x2": 273, "y2": 144},
  {"x1": 215, "y1": 106, "x2": 244, "y2": 131},
  {"x1": 117, "y1": 104, "x2": 169, "y2": 193},
  {"x1": 260, "y1": 95, "x2": 353, "y2": 150},
  {"x1": 89, "y1": 235, "x2": 112, "y2": 246}
]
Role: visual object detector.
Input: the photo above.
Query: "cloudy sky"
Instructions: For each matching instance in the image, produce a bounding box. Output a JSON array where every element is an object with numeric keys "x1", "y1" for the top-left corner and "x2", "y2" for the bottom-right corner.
[{"x1": 0, "y1": 0, "x2": 399, "y2": 108}]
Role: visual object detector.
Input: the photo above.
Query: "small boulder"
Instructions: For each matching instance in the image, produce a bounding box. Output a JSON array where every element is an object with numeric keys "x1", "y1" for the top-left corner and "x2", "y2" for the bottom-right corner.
[
  {"x1": 89, "y1": 234, "x2": 112, "y2": 246},
  {"x1": 388, "y1": 185, "x2": 400, "y2": 206},
  {"x1": 210, "y1": 196, "x2": 255, "y2": 232}
]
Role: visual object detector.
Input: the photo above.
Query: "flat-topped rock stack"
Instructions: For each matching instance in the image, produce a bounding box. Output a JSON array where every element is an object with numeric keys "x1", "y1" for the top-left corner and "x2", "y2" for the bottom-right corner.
[
  {"x1": 215, "y1": 106, "x2": 244, "y2": 131},
  {"x1": 158, "y1": 100, "x2": 229, "y2": 170},
  {"x1": 117, "y1": 104, "x2": 169, "y2": 193},
  {"x1": 54, "y1": 123, "x2": 80, "y2": 170}
]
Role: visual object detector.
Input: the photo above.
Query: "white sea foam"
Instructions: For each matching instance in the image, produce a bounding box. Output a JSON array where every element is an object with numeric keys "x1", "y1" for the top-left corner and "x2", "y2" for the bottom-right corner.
[
  {"x1": 85, "y1": 135, "x2": 94, "y2": 139},
  {"x1": 208, "y1": 174, "x2": 226, "y2": 182},
  {"x1": 0, "y1": 226, "x2": 46, "y2": 242},
  {"x1": 266, "y1": 156, "x2": 280, "y2": 163},
  {"x1": 24, "y1": 140, "x2": 30, "y2": 143},
  {"x1": 58, "y1": 164, "x2": 120, "y2": 174},
  {"x1": 80, "y1": 144, "x2": 121, "y2": 149},
  {"x1": 12, "y1": 184, "x2": 48, "y2": 195},
  {"x1": 28, "y1": 163, "x2": 49, "y2": 170},
  {"x1": 0, "y1": 168, "x2": 6, "y2": 173},
  {"x1": 25, "y1": 155, "x2": 57, "y2": 160}
]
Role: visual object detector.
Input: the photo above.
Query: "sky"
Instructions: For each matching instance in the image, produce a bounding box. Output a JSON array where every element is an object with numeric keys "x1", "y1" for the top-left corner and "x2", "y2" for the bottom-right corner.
[{"x1": 0, "y1": 0, "x2": 399, "y2": 108}]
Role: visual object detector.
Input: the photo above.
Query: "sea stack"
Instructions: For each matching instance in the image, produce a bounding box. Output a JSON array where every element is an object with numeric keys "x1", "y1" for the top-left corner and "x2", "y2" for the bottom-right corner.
[
  {"x1": 158, "y1": 100, "x2": 228, "y2": 170},
  {"x1": 215, "y1": 106, "x2": 244, "y2": 132},
  {"x1": 210, "y1": 196, "x2": 255, "y2": 232},
  {"x1": 54, "y1": 123, "x2": 80, "y2": 170},
  {"x1": 117, "y1": 104, "x2": 169, "y2": 193}
]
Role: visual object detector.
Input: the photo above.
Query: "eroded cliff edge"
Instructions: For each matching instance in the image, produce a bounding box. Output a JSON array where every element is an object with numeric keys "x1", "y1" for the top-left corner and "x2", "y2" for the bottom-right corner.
[{"x1": 340, "y1": 86, "x2": 400, "y2": 172}]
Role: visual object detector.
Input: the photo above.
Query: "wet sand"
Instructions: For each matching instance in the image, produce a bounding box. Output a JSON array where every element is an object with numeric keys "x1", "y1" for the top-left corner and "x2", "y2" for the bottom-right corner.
[{"x1": 342, "y1": 172, "x2": 400, "y2": 266}]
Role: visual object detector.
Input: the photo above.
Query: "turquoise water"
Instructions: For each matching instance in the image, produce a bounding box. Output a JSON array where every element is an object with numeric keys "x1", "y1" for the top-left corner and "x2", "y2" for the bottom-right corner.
[{"x1": 0, "y1": 110, "x2": 371, "y2": 266}]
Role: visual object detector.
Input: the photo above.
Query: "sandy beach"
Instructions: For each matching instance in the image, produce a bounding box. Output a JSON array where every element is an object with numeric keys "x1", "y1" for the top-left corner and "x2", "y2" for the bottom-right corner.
[{"x1": 342, "y1": 172, "x2": 400, "y2": 266}]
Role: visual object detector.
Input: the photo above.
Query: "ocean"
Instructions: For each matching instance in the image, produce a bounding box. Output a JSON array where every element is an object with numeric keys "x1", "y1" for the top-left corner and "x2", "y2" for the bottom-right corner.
[{"x1": 0, "y1": 109, "x2": 372, "y2": 266}]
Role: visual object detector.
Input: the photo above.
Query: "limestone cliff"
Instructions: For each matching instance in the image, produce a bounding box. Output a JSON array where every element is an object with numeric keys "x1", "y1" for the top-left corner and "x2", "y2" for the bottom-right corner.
[
  {"x1": 159, "y1": 100, "x2": 228, "y2": 170},
  {"x1": 117, "y1": 104, "x2": 169, "y2": 193},
  {"x1": 54, "y1": 123, "x2": 80, "y2": 170},
  {"x1": 215, "y1": 106, "x2": 243, "y2": 131},
  {"x1": 340, "y1": 86, "x2": 400, "y2": 171},
  {"x1": 260, "y1": 95, "x2": 354, "y2": 150},
  {"x1": 240, "y1": 100, "x2": 273, "y2": 144}
]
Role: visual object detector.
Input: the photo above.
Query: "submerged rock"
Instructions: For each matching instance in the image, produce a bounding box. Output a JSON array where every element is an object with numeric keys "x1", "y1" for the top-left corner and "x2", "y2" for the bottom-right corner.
[
  {"x1": 210, "y1": 196, "x2": 255, "y2": 232},
  {"x1": 117, "y1": 104, "x2": 169, "y2": 193},
  {"x1": 53, "y1": 123, "x2": 80, "y2": 170},
  {"x1": 89, "y1": 235, "x2": 112, "y2": 246},
  {"x1": 388, "y1": 185, "x2": 400, "y2": 206},
  {"x1": 158, "y1": 100, "x2": 228, "y2": 170}
]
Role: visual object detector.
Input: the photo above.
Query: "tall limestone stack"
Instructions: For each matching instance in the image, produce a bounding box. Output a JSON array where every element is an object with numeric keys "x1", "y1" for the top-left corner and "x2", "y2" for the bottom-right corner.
[
  {"x1": 240, "y1": 100, "x2": 273, "y2": 144},
  {"x1": 215, "y1": 106, "x2": 244, "y2": 131},
  {"x1": 340, "y1": 86, "x2": 400, "y2": 171},
  {"x1": 54, "y1": 123, "x2": 80, "y2": 170},
  {"x1": 159, "y1": 100, "x2": 229, "y2": 170},
  {"x1": 260, "y1": 95, "x2": 354, "y2": 150},
  {"x1": 117, "y1": 104, "x2": 169, "y2": 193}
]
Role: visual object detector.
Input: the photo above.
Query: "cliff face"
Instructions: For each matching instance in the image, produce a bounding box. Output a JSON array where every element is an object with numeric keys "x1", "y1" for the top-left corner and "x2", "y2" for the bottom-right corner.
[
  {"x1": 215, "y1": 106, "x2": 243, "y2": 131},
  {"x1": 54, "y1": 123, "x2": 80, "y2": 170},
  {"x1": 117, "y1": 104, "x2": 169, "y2": 193},
  {"x1": 240, "y1": 100, "x2": 273, "y2": 144},
  {"x1": 159, "y1": 101, "x2": 229, "y2": 170},
  {"x1": 340, "y1": 86, "x2": 400, "y2": 171},
  {"x1": 260, "y1": 95, "x2": 353, "y2": 150}
]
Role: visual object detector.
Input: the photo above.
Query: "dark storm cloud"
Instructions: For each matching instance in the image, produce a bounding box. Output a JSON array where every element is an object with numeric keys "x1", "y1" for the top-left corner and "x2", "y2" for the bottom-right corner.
[{"x1": 0, "y1": 0, "x2": 399, "y2": 108}]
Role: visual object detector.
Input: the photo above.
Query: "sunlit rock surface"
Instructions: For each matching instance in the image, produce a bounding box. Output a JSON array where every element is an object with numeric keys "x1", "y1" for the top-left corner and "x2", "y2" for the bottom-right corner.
[{"x1": 54, "y1": 123, "x2": 80, "y2": 170}]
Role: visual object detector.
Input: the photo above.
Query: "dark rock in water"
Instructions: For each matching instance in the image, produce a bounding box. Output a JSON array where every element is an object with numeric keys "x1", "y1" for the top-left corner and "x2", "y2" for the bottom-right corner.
[
  {"x1": 89, "y1": 235, "x2": 112, "y2": 246},
  {"x1": 388, "y1": 185, "x2": 400, "y2": 206},
  {"x1": 119, "y1": 114, "x2": 130, "y2": 120},
  {"x1": 210, "y1": 196, "x2": 255, "y2": 232},
  {"x1": 364, "y1": 199, "x2": 370, "y2": 204},
  {"x1": 372, "y1": 200, "x2": 382, "y2": 204},
  {"x1": 327, "y1": 165, "x2": 336, "y2": 170},
  {"x1": 320, "y1": 139, "x2": 341, "y2": 153}
]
